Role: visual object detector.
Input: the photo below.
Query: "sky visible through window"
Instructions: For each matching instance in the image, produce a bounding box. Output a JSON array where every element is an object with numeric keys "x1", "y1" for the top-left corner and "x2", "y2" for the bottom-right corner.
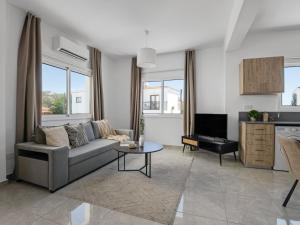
[
  {"x1": 282, "y1": 67, "x2": 300, "y2": 106},
  {"x1": 42, "y1": 64, "x2": 86, "y2": 93}
]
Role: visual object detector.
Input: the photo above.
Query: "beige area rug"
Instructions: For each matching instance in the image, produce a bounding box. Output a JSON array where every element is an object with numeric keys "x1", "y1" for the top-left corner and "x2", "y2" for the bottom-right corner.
[{"x1": 58, "y1": 147, "x2": 193, "y2": 225}]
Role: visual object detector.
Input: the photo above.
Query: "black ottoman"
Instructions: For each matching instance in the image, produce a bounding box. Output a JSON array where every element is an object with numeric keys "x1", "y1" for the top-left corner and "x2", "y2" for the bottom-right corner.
[{"x1": 198, "y1": 136, "x2": 238, "y2": 165}]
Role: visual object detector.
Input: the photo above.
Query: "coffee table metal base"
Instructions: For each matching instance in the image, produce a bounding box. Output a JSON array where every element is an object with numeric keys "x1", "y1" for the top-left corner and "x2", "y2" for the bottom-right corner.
[{"x1": 117, "y1": 152, "x2": 152, "y2": 178}]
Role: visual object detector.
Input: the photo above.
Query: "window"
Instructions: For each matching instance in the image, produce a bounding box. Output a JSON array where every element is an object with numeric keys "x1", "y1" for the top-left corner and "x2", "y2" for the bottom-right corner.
[
  {"x1": 42, "y1": 64, "x2": 67, "y2": 115},
  {"x1": 142, "y1": 79, "x2": 184, "y2": 114},
  {"x1": 150, "y1": 95, "x2": 160, "y2": 110},
  {"x1": 71, "y1": 71, "x2": 90, "y2": 114},
  {"x1": 281, "y1": 67, "x2": 300, "y2": 107},
  {"x1": 42, "y1": 63, "x2": 91, "y2": 116},
  {"x1": 163, "y1": 80, "x2": 184, "y2": 114}
]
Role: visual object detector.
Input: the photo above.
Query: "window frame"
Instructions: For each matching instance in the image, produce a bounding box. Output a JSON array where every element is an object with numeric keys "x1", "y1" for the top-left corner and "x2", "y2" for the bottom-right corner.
[
  {"x1": 278, "y1": 62, "x2": 300, "y2": 111},
  {"x1": 42, "y1": 56, "x2": 92, "y2": 121},
  {"x1": 141, "y1": 69, "x2": 184, "y2": 117}
]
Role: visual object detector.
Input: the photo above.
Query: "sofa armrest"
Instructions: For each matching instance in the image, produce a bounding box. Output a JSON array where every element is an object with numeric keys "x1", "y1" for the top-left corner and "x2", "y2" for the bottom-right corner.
[
  {"x1": 15, "y1": 142, "x2": 69, "y2": 192},
  {"x1": 115, "y1": 129, "x2": 134, "y2": 141}
]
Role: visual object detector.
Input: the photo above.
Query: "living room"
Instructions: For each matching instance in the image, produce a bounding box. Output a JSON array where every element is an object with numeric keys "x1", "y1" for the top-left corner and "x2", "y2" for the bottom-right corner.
[{"x1": 1, "y1": 0, "x2": 300, "y2": 225}]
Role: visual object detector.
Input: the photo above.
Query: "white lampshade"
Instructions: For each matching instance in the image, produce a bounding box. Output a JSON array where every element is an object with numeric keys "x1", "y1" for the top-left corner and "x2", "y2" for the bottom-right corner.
[{"x1": 137, "y1": 47, "x2": 157, "y2": 68}]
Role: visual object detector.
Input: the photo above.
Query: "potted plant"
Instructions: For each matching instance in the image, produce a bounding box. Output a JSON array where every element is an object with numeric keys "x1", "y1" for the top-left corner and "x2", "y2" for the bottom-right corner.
[
  {"x1": 248, "y1": 110, "x2": 260, "y2": 121},
  {"x1": 139, "y1": 116, "x2": 145, "y2": 146}
]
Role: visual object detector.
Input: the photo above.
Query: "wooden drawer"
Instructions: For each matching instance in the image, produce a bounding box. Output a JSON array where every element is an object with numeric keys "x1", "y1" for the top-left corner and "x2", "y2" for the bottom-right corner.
[
  {"x1": 246, "y1": 144, "x2": 274, "y2": 155},
  {"x1": 182, "y1": 138, "x2": 198, "y2": 147},
  {"x1": 246, "y1": 124, "x2": 274, "y2": 135},
  {"x1": 246, "y1": 154, "x2": 274, "y2": 168},
  {"x1": 247, "y1": 134, "x2": 273, "y2": 146}
]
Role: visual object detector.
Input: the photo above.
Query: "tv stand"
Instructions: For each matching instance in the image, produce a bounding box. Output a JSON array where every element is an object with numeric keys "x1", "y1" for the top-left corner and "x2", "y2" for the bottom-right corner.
[{"x1": 182, "y1": 135, "x2": 238, "y2": 165}]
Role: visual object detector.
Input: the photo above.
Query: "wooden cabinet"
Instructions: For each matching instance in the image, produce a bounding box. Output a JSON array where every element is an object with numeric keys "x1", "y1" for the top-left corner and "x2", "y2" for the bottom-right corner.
[
  {"x1": 239, "y1": 122, "x2": 275, "y2": 169},
  {"x1": 240, "y1": 56, "x2": 284, "y2": 95}
]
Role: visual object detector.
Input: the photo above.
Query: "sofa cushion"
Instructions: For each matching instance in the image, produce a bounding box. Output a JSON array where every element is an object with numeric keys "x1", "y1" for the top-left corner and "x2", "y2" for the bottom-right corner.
[
  {"x1": 34, "y1": 124, "x2": 69, "y2": 144},
  {"x1": 93, "y1": 120, "x2": 116, "y2": 138},
  {"x1": 91, "y1": 121, "x2": 101, "y2": 139},
  {"x1": 42, "y1": 126, "x2": 70, "y2": 148},
  {"x1": 81, "y1": 121, "x2": 95, "y2": 141},
  {"x1": 68, "y1": 139, "x2": 119, "y2": 165},
  {"x1": 65, "y1": 124, "x2": 89, "y2": 148}
]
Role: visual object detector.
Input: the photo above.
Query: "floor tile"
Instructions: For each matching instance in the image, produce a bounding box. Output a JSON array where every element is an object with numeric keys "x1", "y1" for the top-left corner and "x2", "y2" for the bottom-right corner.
[
  {"x1": 173, "y1": 212, "x2": 228, "y2": 225},
  {"x1": 177, "y1": 188, "x2": 227, "y2": 221}
]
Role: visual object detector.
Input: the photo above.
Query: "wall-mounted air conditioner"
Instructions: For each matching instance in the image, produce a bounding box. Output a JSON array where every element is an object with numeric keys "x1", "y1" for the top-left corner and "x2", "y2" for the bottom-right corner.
[{"x1": 53, "y1": 36, "x2": 89, "y2": 61}]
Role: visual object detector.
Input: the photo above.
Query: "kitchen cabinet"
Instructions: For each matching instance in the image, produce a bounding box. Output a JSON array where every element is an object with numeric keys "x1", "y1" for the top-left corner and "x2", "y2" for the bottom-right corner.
[
  {"x1": 240, "y1": 56, "x2": 284, "y2": 95},
  {"x1": 239, "y1": 122, "x2": 275, "y2": 169}
]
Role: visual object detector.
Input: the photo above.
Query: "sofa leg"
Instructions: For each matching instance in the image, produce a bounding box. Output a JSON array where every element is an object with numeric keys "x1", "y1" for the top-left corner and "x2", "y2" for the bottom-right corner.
[
  {"x1": 233, "y1": 151, "x2": 237, "y2": 160},
  {"x1": 283, "y1": 179, "x2": 298, "y2": 207},
  {"x1": 219, "y1": 154, "x2": 222, "y2": 166}
]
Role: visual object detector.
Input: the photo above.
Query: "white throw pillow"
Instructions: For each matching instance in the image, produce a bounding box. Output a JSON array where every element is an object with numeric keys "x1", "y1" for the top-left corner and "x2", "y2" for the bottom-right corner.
[{"x1": 42, "y1": 126, "x2": 70, "y2": 148}]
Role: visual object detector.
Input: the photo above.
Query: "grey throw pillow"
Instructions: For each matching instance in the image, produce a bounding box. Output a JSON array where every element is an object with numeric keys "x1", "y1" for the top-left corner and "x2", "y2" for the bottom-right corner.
[
  {"x1": 81, "y1": 121, "x2": 95, "y2": 141},
  {"x1": 65, "y1": 124, "x2": 89, "y2": 148},
  {"x1": 34, "y1": 126, "x2": 46, "y2": 144},
  {"x1": 91, "y1": 121, "x2": 101, "y2": 139}
]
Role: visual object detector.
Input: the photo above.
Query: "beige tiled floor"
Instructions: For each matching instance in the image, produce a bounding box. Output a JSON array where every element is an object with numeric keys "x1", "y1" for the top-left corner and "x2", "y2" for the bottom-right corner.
[
  {"x1": 174, "y1": 150, "x2": 300, "y2": 225},
  {"x1": 0, "y1": 148, "x2": 300, "y2": 225}
]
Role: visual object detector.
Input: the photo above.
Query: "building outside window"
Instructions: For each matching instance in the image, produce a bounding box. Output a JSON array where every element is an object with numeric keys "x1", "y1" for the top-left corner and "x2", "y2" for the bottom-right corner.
[
  {"x1": 281, "y1": 66, "x2": 300, "y2": 107},
  {"x1": 142, "y1": 79, "x2": 184, "y2": 114}
]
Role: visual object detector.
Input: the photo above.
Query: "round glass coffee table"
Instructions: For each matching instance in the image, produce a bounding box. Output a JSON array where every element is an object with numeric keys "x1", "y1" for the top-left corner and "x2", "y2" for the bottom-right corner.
[{"x1": 113, "y1": 141, "x2": 163, "y2": 178}]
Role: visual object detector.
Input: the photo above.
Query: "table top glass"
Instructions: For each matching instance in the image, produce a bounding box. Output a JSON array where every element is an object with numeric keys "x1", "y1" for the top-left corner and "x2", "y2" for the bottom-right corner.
[{"x1": 113, "y1": 141, "x2": 163, "y2": 154}]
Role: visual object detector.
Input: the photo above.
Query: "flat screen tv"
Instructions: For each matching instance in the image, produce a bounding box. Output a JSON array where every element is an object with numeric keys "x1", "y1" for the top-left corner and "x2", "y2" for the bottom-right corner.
[{"x1": 194, "y1": 113, "x2": 227, "y2": 139}]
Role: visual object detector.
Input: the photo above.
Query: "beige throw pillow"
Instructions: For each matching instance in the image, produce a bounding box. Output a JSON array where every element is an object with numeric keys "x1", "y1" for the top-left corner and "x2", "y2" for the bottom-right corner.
[
  {"x1": 94, "y1": 120, "x2": 116, "y2": 138},
  {"x1": 42, "y1": 126, "x2": 70, "y2": 148}
]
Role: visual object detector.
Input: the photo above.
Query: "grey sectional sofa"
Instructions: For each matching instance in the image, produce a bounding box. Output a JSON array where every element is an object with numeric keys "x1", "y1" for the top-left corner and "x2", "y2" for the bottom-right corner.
[{"x1": 15, "y1": 128, "x2": 133, "y2": 192}]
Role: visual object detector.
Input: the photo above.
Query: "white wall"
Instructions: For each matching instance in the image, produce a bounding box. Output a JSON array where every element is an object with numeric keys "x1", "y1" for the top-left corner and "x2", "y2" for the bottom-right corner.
[
  {"x1": 103, "y1": 57, "x2": 131, "y2": 129},
  {"x1": 225, "y1": 29, "x2": 300, "y2": 140},
  {"x1": 5, "y1": 3, "x2": 26, "y2": 175},
  {"x1": 196, "y1": 47, "x2": 225, "y2": 113},
  {"x1": 0, "y1": 0, "x2": 8, "y2": 182}
]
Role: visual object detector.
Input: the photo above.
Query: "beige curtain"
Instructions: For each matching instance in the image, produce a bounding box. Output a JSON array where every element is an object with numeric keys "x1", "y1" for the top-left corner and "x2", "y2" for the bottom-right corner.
[
  {"x1": 16, "y1": 13, "x2": 42, "y2": 143},
  {"x1": 130, "y1": 57, "x2": 142, "y2": 141},
  {"x1": 91, "y1": 48, "x2": 104, "y2": 121},
  {"x1": 184, "y1": 50, "x2": 196, "y2": 136}
]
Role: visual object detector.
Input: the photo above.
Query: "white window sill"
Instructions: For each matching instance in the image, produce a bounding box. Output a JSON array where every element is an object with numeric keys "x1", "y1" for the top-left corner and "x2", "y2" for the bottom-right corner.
[
  {"x1": 143, "y1": 114, "x2": 183, "y2": 119},
  {"x1": 277, "y1": 106, "x2": 300, "y2": 112},
  {"x1": 42, "y1": 114, "x2": 92, "y2": 123}
]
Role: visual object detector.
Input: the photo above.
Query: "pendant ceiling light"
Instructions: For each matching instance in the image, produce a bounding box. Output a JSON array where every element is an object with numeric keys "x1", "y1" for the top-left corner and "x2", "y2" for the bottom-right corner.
[{"x1": 137, "y1": 30, "x2": 157, "y2": 68}]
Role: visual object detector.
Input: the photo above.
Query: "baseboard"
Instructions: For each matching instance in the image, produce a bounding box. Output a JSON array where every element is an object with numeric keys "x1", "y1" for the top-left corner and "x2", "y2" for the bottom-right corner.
[
  {"x1": 6, "y1": 153, "x2": 14, "y2": 175},
  {"x1": 0, "y1": 179, "x2": 8, "y2": 186},
  {"x1": 164, "y1": 145, "x2": 183, "y2": 148}
]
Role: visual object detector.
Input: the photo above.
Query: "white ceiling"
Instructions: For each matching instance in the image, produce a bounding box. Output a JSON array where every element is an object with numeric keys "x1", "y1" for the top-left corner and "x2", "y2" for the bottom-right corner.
[
  {"x1": 251, "y1": 0, "x2": 300, "y2": 32},
  {"x1": 8, "y1": 0, "x2": 300, "y2": 56},
  {"x1": 8, "y1": 0, "x2": 234, "y2": 56}
]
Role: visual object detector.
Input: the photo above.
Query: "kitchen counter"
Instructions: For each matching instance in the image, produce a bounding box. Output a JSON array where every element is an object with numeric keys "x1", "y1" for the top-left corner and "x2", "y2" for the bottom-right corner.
[{"x1": 242, "y1": 121, "x2": 300, "y2": 126}]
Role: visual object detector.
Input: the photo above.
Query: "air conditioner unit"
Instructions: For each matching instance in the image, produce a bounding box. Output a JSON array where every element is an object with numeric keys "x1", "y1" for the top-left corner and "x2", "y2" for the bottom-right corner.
[{"x1": 53, "y1": 36, "x2": 89, "y2": 61}]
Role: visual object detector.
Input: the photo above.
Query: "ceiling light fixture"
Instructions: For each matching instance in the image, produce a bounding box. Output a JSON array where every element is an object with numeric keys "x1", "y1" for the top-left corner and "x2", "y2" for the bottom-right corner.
[{"x1": 137, "y1": 30, "x2": 156, "y2": 68}]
